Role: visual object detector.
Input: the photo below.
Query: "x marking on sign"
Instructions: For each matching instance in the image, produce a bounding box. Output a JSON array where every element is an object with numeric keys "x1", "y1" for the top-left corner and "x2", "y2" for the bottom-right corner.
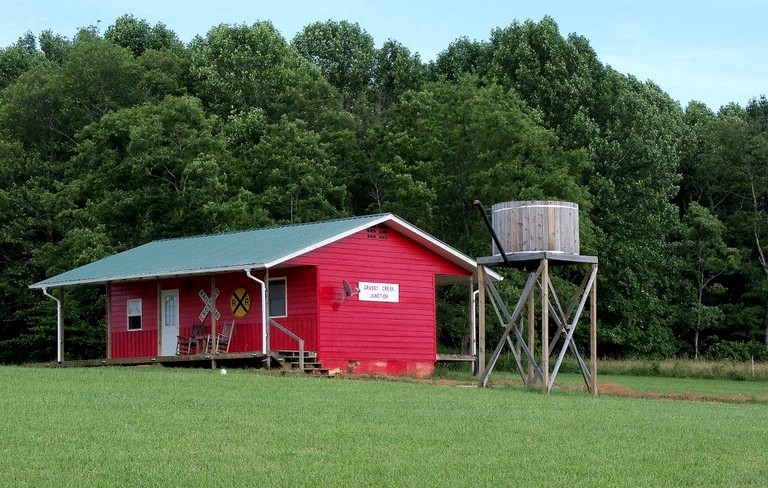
[
  {"x1": 230, "y1": 288, "x2": 250, "y2": 317},
  {"x1": 198, "y1": 288, "x2": 221, "y2": 321}
]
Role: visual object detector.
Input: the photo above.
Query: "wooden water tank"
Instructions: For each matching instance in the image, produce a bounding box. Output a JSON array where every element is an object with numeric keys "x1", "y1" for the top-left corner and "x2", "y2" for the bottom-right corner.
[{"x1": 491, "y1": 201, "x2": 580, "y2": 255}]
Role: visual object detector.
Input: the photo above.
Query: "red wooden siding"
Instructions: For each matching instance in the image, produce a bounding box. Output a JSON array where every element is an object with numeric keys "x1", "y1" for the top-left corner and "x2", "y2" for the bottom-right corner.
[
  {"x1": 109, "y1": 281, "x2": 158, "y2": 358},
  {"x1": 290, "y1": 225, "x2": 471, "y2": 377},
  {"x1": 268, "y1": 266, "x2": 318, "y2": 350},
  {"x1": 109, "y1": 267, "x2": 319, "y2": 358}
]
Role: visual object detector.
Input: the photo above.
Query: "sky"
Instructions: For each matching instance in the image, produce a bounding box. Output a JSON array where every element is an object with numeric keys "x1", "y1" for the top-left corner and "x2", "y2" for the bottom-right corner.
[{"x1": 1, "y1": 0, "x2": 765, "y2": 110}]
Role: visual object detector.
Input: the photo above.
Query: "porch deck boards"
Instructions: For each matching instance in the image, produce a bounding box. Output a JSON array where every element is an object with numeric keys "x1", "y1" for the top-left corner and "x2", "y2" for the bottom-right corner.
[
  {"x1": 30, "y1": 351, "x2": 274, "y2": 368},
  {"x1": 28, "y1": 350, "x2": 324, "y2": 372}
]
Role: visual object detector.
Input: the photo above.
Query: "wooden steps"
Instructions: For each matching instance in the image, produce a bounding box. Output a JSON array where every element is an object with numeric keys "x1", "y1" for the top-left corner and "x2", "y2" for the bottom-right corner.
[{"x1": 276, "y1": 350, "x2": 328, "y2": 376}]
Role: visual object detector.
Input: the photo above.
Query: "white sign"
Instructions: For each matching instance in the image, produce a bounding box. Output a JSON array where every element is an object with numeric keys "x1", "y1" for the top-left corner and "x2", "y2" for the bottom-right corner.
[
  {"x1": 199, "y1": 288, "x2": 221, "y2": 321},
  {"x1": 358, "y1": 282, "x2": 399, "y2": 303}
]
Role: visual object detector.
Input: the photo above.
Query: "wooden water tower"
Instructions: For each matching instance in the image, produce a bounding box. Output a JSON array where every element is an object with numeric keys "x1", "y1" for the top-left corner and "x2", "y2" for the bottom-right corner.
[{"x1": 474, "y1": 200, "x2": 598, "y2": 395}]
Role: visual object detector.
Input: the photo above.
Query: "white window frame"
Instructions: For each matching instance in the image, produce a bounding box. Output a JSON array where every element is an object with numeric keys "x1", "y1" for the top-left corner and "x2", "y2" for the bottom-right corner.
[
  {"x1": 268, "y1": 277, "x2": 287, "y2": 318},
  {"x1": 127, "y1": 299, "x2": 143, "y2": 331}
]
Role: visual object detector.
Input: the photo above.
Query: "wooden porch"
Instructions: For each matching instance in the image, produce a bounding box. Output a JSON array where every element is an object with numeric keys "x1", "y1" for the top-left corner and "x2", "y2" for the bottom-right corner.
[{"x1": 31, "y1": 349, "x2": 328, "y2": 374}]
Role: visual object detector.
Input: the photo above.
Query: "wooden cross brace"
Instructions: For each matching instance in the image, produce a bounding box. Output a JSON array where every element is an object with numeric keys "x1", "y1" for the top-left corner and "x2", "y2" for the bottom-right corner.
[
  {"x1": 478, "y1": 260, "x2": 598, "y2": 394},
  {"x1": 480, "y1": 260, "x2": 546, "y2": 387},
  {"x1": 484, "y1": 274, "x2": 544, "y2": 386},
  {"x1": 541, "y1": 266, "x2": 598, "y2": 393}
]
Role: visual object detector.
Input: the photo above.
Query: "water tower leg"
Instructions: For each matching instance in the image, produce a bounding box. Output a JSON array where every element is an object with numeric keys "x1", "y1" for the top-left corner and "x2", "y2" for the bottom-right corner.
[
  {"x1": 528, "y1": 286, "x2": 535, "y2": 383},
  {"x1": 541, "y1": 258, "x2": 549, "y2": 393},
  {"x1": 590, "y1": 264, "x2": 598, "y2": 396}
]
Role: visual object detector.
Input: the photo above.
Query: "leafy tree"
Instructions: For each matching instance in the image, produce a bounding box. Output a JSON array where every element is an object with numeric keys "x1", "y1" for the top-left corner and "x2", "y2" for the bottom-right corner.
[
  {"x1": 292, "y1": 20, "x2": 375, "y2": 110},
  {"x1": 135, "y1": 48, "x2": 190, "y2": 102},
  {"x1": 585, "y1": 73, "x2": 684, "y2": 357},
  {"x1": 433, "y1": 37, "x2": 489, "y2": 82},
  {"x1": 38, "y1": 29, "x2": 70, "y2": 64},
  {"x1": 681, "y1": 100, "x2": 768, "y2": 352},
  {"x1": 251, "y1": 118, "x2": 348, "y2": 223},
  {"x1": 485, "y1": 17, "x2": 599, "y2": 140},
  {"x1": 0, "y1": 32, "x2": 43, "y2": 90},
  {"x1": 104, "y1": 15, "x2": 184, "y2": 56},
  {"x1": 371, "y1": 39, "x2": 427, "y2": 112},
  {"x1": 0, "y1": 31, "x2": 143, "y2": 159},
  {"x1": 66, "y1": 95, "x2": 251, "y2": 246},
  {"x1": 189, "y1": 21, "x2": 332, "y2": 121},
  {"x1": 677, "y1": 203, "x2": 740, "y2": 358},
  {"x1": 0, "y1": 136, "x2": 76, "y2": 362}
]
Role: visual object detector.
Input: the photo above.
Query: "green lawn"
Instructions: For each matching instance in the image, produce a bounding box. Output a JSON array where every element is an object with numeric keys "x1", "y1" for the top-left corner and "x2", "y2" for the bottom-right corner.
[{"x1": 1, "y1": 366, "x2": 767, "y2": 487}]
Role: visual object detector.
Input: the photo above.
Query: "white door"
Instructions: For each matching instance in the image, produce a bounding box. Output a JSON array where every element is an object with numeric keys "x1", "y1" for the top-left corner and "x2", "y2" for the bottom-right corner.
[{"x1": 161, "y1": 289, "x2": 180, "y2": 356}]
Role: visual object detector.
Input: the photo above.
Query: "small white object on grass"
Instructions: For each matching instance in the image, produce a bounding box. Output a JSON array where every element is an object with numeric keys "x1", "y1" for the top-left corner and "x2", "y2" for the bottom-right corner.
[{"x1": 220, "y1": 368, "x2": 227, "y2": 375}]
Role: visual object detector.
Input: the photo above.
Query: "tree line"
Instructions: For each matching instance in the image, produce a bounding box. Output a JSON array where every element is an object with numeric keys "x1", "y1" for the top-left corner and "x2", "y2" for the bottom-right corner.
[{"x1": 1, "y1": 15, "x2": 766, "y2": 363}]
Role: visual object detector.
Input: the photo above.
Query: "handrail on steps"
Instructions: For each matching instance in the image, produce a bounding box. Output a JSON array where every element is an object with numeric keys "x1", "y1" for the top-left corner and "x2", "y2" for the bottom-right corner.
[{"x1": 269, "y1": 319, "x2": 305, "y2": 371}]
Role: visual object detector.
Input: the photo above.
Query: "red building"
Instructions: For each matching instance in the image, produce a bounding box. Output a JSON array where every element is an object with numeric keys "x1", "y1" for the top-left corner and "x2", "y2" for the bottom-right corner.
[{"x1": 31, "y1": 214, "x2": 489, "y2": 377}]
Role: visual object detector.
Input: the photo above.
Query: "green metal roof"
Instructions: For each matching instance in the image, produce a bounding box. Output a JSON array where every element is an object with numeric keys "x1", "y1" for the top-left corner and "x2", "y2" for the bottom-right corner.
[{"x1": 30, "y1": 213, "x2": 485, "y2": 289}]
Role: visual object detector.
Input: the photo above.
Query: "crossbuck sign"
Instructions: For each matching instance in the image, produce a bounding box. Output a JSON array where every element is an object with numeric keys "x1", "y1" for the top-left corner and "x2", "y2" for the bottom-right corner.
[{"x1": 199, "y1": 288, "x2": 221, "y2": 321}]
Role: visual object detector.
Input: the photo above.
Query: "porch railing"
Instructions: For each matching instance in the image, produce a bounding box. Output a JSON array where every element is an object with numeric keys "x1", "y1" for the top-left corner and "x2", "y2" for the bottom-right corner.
[{"x1": 269, "y1": 319, "x2": 305, "y2": 371}]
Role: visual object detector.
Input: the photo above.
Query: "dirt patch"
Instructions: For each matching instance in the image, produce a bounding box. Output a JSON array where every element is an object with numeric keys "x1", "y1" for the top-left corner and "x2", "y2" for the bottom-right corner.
[
  {"x1": 406, "y1": 377, "x2": 768, "y2": 404},
  {"x1": 305, "y1": 371, "x2": 768, "y2": 403},
  {"x1": 592, "y1": 381, "x2": 768, "y2": 404}
]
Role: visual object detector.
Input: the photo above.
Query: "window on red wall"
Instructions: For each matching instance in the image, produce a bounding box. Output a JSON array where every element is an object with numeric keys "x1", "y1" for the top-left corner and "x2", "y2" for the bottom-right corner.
[
  {"x1": 269, "y1": 278, "x2": 287, "y2": 318},
  {"x1": 127, "y1": 299, "x2": 142, "y2": 331}
]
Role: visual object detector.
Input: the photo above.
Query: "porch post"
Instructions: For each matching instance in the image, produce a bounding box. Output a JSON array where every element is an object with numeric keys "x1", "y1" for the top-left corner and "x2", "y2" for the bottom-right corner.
[
  {"x1": 156, "y1": 279, "x2": 162, "y2": 356},
  {"x1": 477, "y1": 265, "x2": 486, "y2": 378},
  {"x1": 468, "y1": 276, "x2": 476, "y2": 376},
  {"x1": 106, "y1": 283, "x2": 112, "y2": 359},
  {"x1": 211, "y1": 273, "x2": 217, "y2": 369}
]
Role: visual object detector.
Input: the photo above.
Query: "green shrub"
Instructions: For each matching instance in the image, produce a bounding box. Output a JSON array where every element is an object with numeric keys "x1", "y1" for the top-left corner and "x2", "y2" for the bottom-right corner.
[{"x1": 705, "y1": 340, "x2": 767, "y2": 361}]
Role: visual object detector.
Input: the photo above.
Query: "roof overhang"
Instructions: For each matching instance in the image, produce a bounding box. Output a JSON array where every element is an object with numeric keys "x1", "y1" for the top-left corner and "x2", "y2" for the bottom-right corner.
[{"x1": 28, "y1": 264, "x2": 269, "y2": 290}]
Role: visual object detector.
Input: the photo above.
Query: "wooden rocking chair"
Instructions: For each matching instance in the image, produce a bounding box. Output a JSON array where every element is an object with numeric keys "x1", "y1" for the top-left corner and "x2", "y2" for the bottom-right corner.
[
  {"x1": 176, "y1": 322, "x2": 205, "y2": 355},
  {"x1": 212, "y1": 320, "x2": 235, "y2": 354}
]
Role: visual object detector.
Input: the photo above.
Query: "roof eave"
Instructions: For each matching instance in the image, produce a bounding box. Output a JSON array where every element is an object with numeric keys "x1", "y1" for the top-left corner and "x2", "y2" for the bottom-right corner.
[{"x1": 29, "y1": 263, "x2": 269, "y2": 290}]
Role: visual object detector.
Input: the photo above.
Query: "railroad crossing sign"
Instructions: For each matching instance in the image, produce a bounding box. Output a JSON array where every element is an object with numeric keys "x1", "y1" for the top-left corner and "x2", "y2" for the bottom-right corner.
[
  {"x1": 198, "y1": 288, "x2": 221, "y2": 321},
  {"x1": 230, "y1": 288, "x2": 251, "y2": 317}
]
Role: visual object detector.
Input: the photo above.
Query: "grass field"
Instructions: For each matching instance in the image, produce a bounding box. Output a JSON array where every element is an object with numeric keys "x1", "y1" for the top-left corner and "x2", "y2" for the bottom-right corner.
[{"x1": 1, "y1": 366, "x2": 767, "y2": 487}]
